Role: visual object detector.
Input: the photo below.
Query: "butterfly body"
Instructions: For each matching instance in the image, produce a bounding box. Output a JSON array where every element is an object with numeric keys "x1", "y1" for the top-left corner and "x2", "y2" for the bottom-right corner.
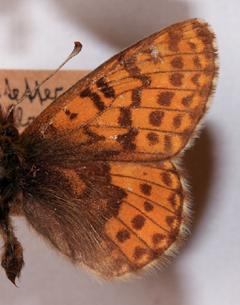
[{"x1": 0, "y1": 18, "x2": 218, "y2": 285}]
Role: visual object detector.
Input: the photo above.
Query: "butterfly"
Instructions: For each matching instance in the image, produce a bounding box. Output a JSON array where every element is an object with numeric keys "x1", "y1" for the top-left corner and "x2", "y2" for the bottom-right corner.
[{"x1": 0, "y1": 18, "x2": 218, "y2": 285}]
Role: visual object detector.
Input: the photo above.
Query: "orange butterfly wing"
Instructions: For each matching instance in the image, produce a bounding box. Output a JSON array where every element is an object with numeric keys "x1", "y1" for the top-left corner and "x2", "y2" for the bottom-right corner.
[
  {"x1": 20, "y1": 18, "x2": 218, "y2": 280},
  {"x1": 22, "y1": 160, "x2": 186, "y2": 279},
  {"x1": 23, "y1": 18, "x2": 217, "y2": 161}
]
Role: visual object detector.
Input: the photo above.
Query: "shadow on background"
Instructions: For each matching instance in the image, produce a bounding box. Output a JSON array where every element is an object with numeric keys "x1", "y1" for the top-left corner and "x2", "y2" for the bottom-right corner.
[
  {"x1": 54, "y1": 0, "x2": 191, "y2": 49},
  {"x1": 183, "y1": 127, "x2": 214, "y2": 246}
]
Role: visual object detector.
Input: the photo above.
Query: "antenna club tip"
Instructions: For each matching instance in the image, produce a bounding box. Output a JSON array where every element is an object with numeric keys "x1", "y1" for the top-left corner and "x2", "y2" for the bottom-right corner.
[{"x1": 74, "y1": 41, "x2": 82, "y2": 52}]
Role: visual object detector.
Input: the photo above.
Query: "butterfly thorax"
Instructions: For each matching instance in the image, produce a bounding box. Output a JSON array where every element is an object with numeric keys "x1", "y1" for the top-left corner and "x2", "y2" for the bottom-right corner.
[{"x1": 0, "y1": 123, "x2": 21, "y2": 200}]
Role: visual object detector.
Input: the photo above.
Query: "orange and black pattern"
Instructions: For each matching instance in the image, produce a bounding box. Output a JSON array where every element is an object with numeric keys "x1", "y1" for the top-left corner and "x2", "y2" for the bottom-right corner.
[{"x1": 0, "y1": 18, "x2": 218, "y2": 284}]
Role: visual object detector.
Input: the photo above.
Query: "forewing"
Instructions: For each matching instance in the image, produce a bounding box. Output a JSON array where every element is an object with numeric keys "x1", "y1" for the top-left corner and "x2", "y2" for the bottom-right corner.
[
  {"x1": 22, "y1": 18, "x2": 218, "y2": 162},
  {"x1": 22, "y1": 160, "x2": 187, "y2": 279}
]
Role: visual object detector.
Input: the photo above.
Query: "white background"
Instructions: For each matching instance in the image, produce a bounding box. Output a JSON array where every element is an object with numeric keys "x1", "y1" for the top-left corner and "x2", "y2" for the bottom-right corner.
[{"x1": 0, "y1": 0, "x2": 239, "y2": 304}]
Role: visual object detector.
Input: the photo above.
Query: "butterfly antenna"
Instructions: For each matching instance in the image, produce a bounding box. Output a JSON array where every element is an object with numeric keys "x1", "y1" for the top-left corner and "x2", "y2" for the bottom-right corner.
[{"x1": 6, "y1": 41, "x2": 82, "y2": 121}]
